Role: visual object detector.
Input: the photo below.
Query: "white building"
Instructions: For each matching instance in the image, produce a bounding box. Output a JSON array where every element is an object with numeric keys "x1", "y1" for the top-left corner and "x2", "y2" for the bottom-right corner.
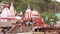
[{"x1": 25, "y1": 4, "x2": 32, "y2": 20}]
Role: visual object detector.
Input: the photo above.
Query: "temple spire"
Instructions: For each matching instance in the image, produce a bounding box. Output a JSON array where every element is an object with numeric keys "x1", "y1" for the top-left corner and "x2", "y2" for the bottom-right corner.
[
  {"x1": 28, "y1": 4, "x2": 30, "y2": 9},
  {"x1": 11, "y1": 2, "x2": 13, "y2": 6},
  {"x1": 10, "y1": 2, "x2": 15, "y2": 17},
  {"x1": 25, "y1": 4, "x2": 32, "y2": 20}
]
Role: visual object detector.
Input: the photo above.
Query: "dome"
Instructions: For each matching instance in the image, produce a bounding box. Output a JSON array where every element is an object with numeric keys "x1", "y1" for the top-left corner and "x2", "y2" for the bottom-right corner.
[
  {"x1": 32, "y1": 10, "x2": 38, "y2": 15},
  {"x1": 26, "y1": 4, "x2": 31, "y2": 12},
  {"x1": 26, "y1": 8, "x2": 31, "y2": 12}
]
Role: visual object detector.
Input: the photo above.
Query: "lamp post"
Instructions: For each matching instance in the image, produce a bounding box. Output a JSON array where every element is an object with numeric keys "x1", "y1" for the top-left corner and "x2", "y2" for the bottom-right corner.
[{"x1": 55, "y1": 0, "x2": 56, "y2": 13}]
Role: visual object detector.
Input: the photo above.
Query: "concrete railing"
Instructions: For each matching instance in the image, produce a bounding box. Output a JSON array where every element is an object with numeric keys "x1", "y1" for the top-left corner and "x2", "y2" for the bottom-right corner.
[
  {"x1": 6, "y1": 32, "x2": 44, "y2": 34},
  {"x1": 17, "y1": 32, "x2": 44, "y2": 34}
]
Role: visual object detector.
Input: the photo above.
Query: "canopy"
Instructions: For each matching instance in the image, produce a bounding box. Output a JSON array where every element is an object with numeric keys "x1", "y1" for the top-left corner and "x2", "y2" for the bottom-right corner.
[{"x1": 32, "y1": 10, "x2": 38, "y2": 16}]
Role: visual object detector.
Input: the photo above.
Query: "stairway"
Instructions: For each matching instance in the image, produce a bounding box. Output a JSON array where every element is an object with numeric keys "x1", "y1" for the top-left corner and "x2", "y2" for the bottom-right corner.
[{"x1": 8, "y1": 25, "x2": 20, "y2": 33}]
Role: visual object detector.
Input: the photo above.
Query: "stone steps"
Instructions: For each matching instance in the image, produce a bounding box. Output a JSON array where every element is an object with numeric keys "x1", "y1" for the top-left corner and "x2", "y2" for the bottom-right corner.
[
  {"x1": 0, "y1": 22, "x2": 12, "y2": 27},
  {"x1": 5, "y1": 32, "x2": 44, "y2": 34}
]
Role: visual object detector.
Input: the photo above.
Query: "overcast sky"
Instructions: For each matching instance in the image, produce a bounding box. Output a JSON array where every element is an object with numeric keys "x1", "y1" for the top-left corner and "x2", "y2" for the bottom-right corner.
[
  {"x1": 56, "y1": 0, "x2": 60, "y2": 2},
  {"x1": 53, "y1": 0, "x2": 60, "y2": 2}
]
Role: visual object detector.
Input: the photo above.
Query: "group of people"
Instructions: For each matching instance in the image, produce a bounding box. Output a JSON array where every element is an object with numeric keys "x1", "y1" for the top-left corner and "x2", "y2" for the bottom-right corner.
[
  {"x1": 0, "y1": 2, "x2": 59, "y2": 34},
  {"x1": 15, "y1": 15, "x2": 43, "y2": 32}
]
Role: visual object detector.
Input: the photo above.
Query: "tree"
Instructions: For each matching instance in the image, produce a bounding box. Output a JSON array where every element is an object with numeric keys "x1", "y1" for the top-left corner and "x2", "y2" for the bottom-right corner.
[
  {"x1": 41, "y1": 12, "x2": 58, "y2": 24},
  {"x1": 0, "y1": 0, "x2": 60, "y2": 13}
]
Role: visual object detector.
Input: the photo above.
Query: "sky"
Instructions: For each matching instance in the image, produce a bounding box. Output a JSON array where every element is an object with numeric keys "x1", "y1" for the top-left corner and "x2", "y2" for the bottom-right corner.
[
  {"x1": 56, "y1": 0, "x2": 60, "y2": 2},
  {"x1": 53, "y1": 0, "x2": 60, "y2": 2}
]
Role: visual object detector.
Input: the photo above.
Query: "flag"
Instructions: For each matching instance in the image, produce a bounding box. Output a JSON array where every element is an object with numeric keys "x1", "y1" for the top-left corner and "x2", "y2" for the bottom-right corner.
[
  {"x1": 39, "y1": 16, "x2": 43, "y2": 26},
  {"x1": 36, "y1": 16, "x2": 43, "y2": 26}
]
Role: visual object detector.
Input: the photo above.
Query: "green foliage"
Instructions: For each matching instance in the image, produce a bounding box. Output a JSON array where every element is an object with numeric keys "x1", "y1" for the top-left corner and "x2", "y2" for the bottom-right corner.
[
  {"x1": 0, "y1": 0, "x2": 2, "y2": 2},
  {"x1": 0, "y1": 0, "x2": 55, "y2": 13},
  {"x1": 53, "y1": 15, "x2": 58, "y2": 24},
  {"x1": 41, "y1": 12, "x2": 58, "y2": 24},
  {"x1": 13, "y1": 0, "x2": 40, "y2": 13},
  {"x1": 0, "y1": 0, "x2": 59, "y2": 24},
  {"x1": 0, "y1": 0, "x2": 60, "y2": 13}
]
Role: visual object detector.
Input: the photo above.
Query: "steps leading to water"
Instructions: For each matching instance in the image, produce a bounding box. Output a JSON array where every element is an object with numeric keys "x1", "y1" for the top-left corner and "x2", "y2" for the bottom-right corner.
[{"x1": 7, "y1": 32, "x2": 44, "y2": 34}]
